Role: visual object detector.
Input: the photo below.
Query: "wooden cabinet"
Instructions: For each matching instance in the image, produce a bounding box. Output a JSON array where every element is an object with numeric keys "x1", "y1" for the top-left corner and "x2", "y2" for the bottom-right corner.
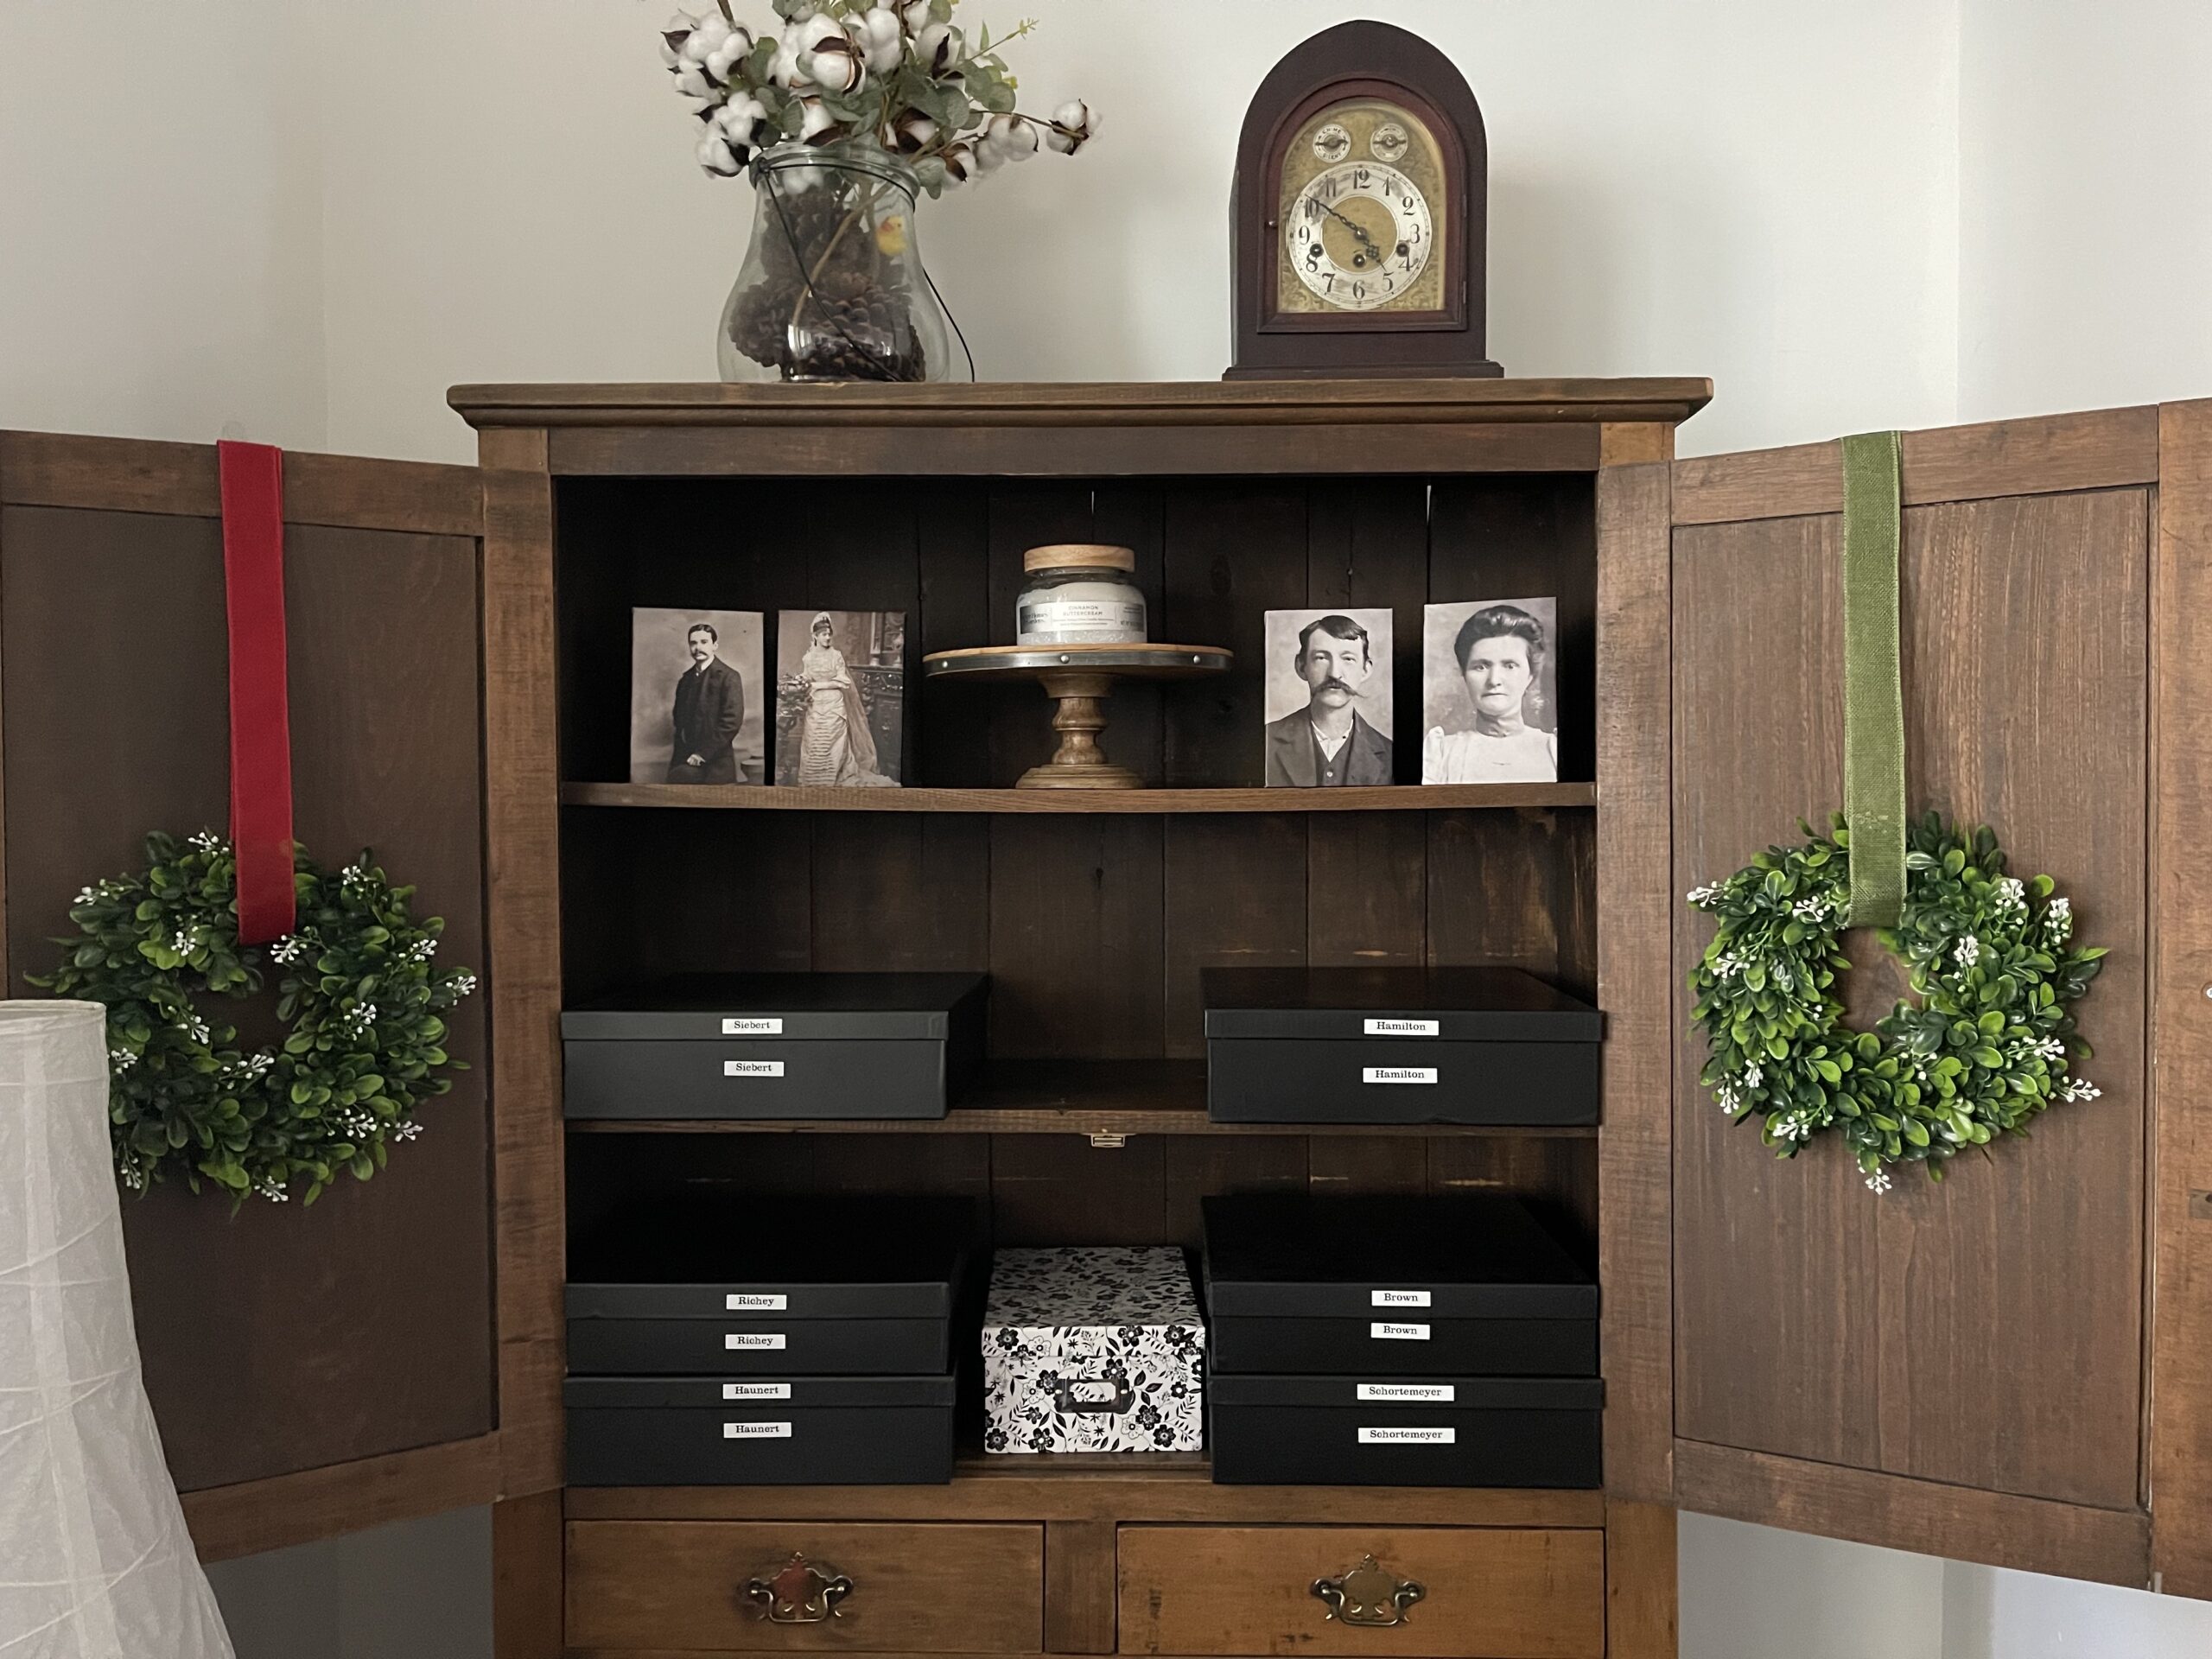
[{"x1": 12, "y1": 385, "x2": 2212, "y2": 1656}]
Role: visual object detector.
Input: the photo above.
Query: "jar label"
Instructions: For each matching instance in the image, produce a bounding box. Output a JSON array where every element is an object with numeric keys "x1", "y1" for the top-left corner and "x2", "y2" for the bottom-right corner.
[{"x1": 1017, "y1": 598, "x2": 1147, "y2": 645}]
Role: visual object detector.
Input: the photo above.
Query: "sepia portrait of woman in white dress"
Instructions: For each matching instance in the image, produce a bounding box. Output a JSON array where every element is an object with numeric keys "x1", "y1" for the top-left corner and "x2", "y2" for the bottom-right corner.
[
  {"x1": 1421, "y1": 602, "x2": 1559, "y2": 785},
  {"x1": 776, "y1": 610, "x2": 903, "y2": 786}
]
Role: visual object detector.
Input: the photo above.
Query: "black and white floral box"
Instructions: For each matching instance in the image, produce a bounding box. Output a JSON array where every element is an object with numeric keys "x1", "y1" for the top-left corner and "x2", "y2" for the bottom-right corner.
[{"x1": 982, "y1": 1247, "x2": 1206, "y2": 1454}]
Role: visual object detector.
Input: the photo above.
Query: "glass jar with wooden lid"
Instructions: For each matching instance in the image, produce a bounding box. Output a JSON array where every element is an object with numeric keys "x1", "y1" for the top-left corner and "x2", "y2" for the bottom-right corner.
[{"x1": 1014, "y1": 544, "x2": 1147, "y2": 645}]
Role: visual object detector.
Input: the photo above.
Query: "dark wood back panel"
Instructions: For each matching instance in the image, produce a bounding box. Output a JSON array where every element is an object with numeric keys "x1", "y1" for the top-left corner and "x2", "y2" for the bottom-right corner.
[
  {"x1": 1671, "y1": 486, "x2": 2149, "y2": 1510},
  {"x1": 0, "y1": 504, "x2": 493, "y2": 1491}
]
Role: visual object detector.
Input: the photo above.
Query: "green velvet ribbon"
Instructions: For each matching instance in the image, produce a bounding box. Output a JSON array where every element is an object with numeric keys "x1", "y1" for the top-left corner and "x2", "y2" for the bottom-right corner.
[{"x1": 1840, "y1": 430, "x2": 1906, "y2": 928}]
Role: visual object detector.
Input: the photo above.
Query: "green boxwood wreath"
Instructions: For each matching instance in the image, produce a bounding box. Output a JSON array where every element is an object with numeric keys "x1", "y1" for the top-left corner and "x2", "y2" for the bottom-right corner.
[
  {"x1": 30, "y1": 830, "x2": 477, "y2": 1205},
  {"x1": 1687, "y1": 811, "x2": 2105, "y2": 1192}
]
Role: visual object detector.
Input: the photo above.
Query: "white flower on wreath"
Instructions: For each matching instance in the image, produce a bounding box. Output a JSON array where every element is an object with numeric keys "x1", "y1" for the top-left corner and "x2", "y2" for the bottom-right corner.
[
  {"x1": 1954, "y1": 933, "x2": 1982, "y2": 970},
  {"x1": 1993, "y1": 875, "x2": 2027, "y2": 917},
  {"x1": 1741, "y1": 1062, "x2": 1763, "y2": 1090},
  {"x1": 1687, "y1": 881, "x2": 1721, "y2": 907},
  {"x1": 1865, "y1": 1170, "x2": 1893, "y2": 1194},
  {"x1": 2044, "y1": 895, "x2": 2073, "y2": 943},
  {"x1": 1716, "y1": 1081, "x2": 1745, "y2": 1116},
  {"x1": 2059, "y1": 1077, "x2": 2101, "y2": 1103}
]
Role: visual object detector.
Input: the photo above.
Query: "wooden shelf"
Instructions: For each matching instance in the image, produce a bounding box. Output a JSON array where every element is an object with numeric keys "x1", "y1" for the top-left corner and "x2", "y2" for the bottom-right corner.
[
  {"x1": 561, "y1": 780, "x2": 1596, "y2": 815},
  {"x1": 564, "y1": 1058, "x2": 1599, "y2": 1139}
]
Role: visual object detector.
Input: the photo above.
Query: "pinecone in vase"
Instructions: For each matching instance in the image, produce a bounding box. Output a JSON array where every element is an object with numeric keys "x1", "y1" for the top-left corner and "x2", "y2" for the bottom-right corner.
[{"x1": 724, "y1": 181, "x2": 927, "y2": 381}]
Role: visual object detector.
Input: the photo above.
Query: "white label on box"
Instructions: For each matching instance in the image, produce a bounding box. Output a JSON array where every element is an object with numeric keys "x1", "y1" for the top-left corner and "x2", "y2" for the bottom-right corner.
[
  {"x1": 726, "y1": 1293, "x2": 787, "y2": 1312},
  {"x1": 723, "y1": 1421, "x2": 793, "y2": 1440},
  {"x1": 1359, "y1": 1426, "x2": 1456, "y2": 1446},
  {"x1": 725, "y1": 1333, "x2": 788, "y2": 1351},
  {"x1": 722, "y1": 1016, "x2": 783, "y2": 1035},
  {"x1": 1357, "y1": 1382, "x2": 1456, "y2": 1403},
  {"x1": 723, "y1": 1382, "x2": 792, "y2": 1400},
  {"x1": 1363, "y1": 1017, "x2": 1440, "y2": 1037},
  {"x1": 723, "y1": 1059, "x2": 785, "y2": 1078},
  {"x1": 1370, "y1": 1321, "x2": 1431, "y2": 1342},
  {"x1": 1370, "y1": 1288, "x2": 1432, "y2": 1308},
  {"x1": 1363, "y1": 1066, "x2": 1437, "y2": 1084}
]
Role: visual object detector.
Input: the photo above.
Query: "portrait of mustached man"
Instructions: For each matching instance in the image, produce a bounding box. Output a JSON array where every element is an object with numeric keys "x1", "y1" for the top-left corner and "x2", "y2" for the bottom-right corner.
[{"x1": 1262, "y1": 609, "x2": 1395, "y2": 787}]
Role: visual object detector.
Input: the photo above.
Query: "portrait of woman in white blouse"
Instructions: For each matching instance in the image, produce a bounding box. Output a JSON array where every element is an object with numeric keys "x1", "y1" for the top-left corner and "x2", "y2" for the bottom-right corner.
[{"x1": 1421, "y1": 600, "x2": 1559, "y2": 785}]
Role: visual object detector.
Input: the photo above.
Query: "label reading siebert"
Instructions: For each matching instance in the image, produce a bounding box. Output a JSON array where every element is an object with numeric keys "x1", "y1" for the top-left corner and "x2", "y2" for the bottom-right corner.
[
  {"x1": 1363, "y1": 1017, "x2": 1440, "y2": 1037},
  {"x1": 726, "y1": 1293, "x2": 787, "y2": 1312},
  {"x1": 1363, "y1": 1066, "x2": 1437, "y2": 1084},
  {"x1": 721, "y1": 1016, "x2": 783, "y2": 1035},
  {"x1": 1370, "y1": 1321, "x2": 1431, "y2": 1342},
  {"x1": 1359, "y1": 1426, "x2": 1456, "y2": 1446},
  {"x1": 723, "y1": 1382, "x2": 792, "y2": 1401},
  {"x1": 724, "y1": 1421, "x2": 793, "y2": 1440},
  {"x1": 1357, "y1": 1382, "x2": 1455, "y2": 1403},
  {"x1": 723, "y1": 1059, "x2": 785, "y2": 1078},
  {"x1": 725, "y1": 1333, "x2": 788, "y2": 1351},
  {"x1": 1370, "y1": 1288, "x2": 1432, "y2": 1308}
]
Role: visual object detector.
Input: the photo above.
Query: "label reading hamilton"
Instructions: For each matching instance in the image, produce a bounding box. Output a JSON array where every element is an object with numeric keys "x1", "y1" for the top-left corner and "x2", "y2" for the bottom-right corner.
[
  {"x1": 726, "y1": 1293, "x2": 788, "y2": 1312},
  {"x1": 724, "y1": 1059, "x2": 785, "y2": 1078},
  {"x1": 1363, "y1": 1017, "x2": 1440, "y2": 1037},
  {"x1": 1363, "y1": 1066, "x2": 1437, "y2": 1084},
  {"x1": 725, "y1": 1333, "x2": 788, "y2": 1351},
  {"x1": 1357, "y1": 1382, "x2": 1456, "y2": 1403},
  {"x1": 1370, "y1": 1321, "x2": 1432, "y2": 1342},
  {"x1": 723, "y1": 1421, "x2": 793, "y2": 1440},
  {"x1": 721, "y1": 1016, "x2": 784, "y2": 1036},
  {"x1": 723, "y1": 1382, "x2": 792, "y2": 1401},
  {"x1": 1370, "y1": 1288, "x2": 1432, "y2": 1308},
  {"x1": 1359, "y1": 1426, "x2": 1456, "y2": 1446}
]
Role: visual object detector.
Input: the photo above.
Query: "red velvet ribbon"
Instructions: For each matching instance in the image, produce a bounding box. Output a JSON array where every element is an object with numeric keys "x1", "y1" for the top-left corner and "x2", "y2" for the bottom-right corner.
[{"x1": 217, "y1": 441, "x2": 296, "y2": 943}]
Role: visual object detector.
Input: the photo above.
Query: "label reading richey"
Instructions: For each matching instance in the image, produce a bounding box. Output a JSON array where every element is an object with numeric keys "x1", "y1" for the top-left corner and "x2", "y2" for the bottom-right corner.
[
  {"x1": 725, "y1": 1333, "x2": 788, "y2": 1351},
  {"x1": 723, "y1": 1382, "x2": 792, "y2": 1401},
  {"x1": 724, "y1": 1059, "x2": 785, "y2": 1078},
  {"x1": 1357, "y1": 1382, "x2": 1455, "y2": 1403},
  {"x1": 724, "y1": 1421, "x2": 793, "y2": 1440},
  {"x1": 1363, "y1": 1017, "x2": 1440, "y2": 1037},
  {"x1": 722, "y1": 1016, "x2": 784, "y2": 1035},
  {"x1": 726, "y1": 1293, "x2": 787, "y2": 1312},
  {"x1": 1359, "y1": 1426, "x2": 1456, "y2": 1446},
  {"x1": 1370, "y1": 1288, "x2": 1432, "y2": 1308},
  {"x1": 1363, "y1": 1066, "x2": 1437, "y2": 1084},
  {"x1": 1370, "y1": 1321, "x2": 1431, "y2": 1342}
]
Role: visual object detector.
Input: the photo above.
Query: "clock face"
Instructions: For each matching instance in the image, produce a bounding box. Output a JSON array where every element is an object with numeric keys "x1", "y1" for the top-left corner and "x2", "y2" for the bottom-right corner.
[{"x1": 1275, "y1": 97, "x2": 1448, "y2": 317}]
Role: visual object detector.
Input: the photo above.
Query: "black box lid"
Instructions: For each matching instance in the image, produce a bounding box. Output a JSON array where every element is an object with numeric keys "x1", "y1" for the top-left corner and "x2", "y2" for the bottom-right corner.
[
  {"x1": 1207, "y1": 1371, "x2": 1603, "y2": 1411},
  {"x1": 1202, "y1": 1193, "x2": 1597, "y2": 1319},
  {"x1": 1201, "y1": 967, "x2": 1601, "y2": 1042},
  {"x1": 563, "y1": 972, "x2": 988, "y2": 1041},
  {"x1": 564, "y1": 1373, "x2": 956, "y2": 1410},
  {"x1": 566, "y1": 1195, "x2": 976, "y2": 1321}
]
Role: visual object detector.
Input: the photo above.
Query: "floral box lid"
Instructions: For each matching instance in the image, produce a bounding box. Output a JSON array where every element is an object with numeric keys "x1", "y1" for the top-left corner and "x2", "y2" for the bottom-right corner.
[{"x1": 983, "y1": 1247, "x2": 1204, "y2": 1336}]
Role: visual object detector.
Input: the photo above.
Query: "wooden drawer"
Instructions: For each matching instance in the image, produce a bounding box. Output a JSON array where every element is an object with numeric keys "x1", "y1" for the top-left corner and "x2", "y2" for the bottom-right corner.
[
  {"x1": 565, "y1": 1520, "x2": 1044, "y2": 1651},
  {"x1": 1116, "y1": 1525, "x2": 1605, "y2": 1658}
]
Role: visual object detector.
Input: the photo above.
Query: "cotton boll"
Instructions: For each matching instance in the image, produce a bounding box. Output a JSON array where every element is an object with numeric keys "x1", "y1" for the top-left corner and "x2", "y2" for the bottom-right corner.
[
  {"x1": 913, "y1": 21, "x2": 962, "y2": 75},
  {"x1": 696, "y1": 132, "x2": 745, "y2": 176},
  {"x1": 717, "y1": 92, "x2": 766, "y2": 147},
  {"x1": 1045, "y1": 98, "x2": 1098, "y2": 154},
  {"x1": 985, "y1": 112, "x2": 1038, "y2": 162},
  {"x1": 797, "y1": 95, "x2": 843, "y2": 143},
  {"x1": 805, "y1": 35, "x2": 866, "y2": 93},
  {"x1": 901, "y1": 0, "x2": 933, "y2": 34},
  {"x1": 661, "y1": 10, "x2": 698, "y2": 67},
  {"x1": 890, "y1": 107, "x2": 938, "y2": 155},
  {"x1": 683, "y1": 14, "x2": 731, "y2": 60},
  {"x1": 673, "y1": 62, "x2": 717, "y2": 99},
  {"x1": 705, "y1": 24, "x2": 755, "y2": 82},
  {"x1": 856, "y1": 8, "x2": 905, "y2": 74},
  {"x1": 939, "y1": 140, "x2": 976, "y2": 184}
]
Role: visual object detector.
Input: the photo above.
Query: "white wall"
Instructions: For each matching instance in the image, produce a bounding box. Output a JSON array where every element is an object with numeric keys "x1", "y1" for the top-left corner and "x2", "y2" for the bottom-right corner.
[{"x1": 11, "y1": 3, "x2": 2212, "y2": 1656}]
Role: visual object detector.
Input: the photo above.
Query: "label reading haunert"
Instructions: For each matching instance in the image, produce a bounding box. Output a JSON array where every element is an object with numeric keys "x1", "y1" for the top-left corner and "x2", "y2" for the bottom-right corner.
[
  {"x1": 1359, "y1": 1426, "x2": 1455, "y2": 1445},
  {"x1": 725, "y1": 1333, "x2": 788, "y2": 1351},
  {"x1": 1370, "y1": 1288, "x2": 1432, "y2": 1308},
  {"x1": 724, "y1": 1059, "x2": 785, "y2": 1077},
  {"x1": 1362, "y1": 1066, "x2": 1437, "y2": 1084},
  {"x1": 1363, "y1": 1017, "x2": 1440, "y2": 1037},
  {"x1": 723, "y1": 1421, "x2": 793, "y2": 1440},
  {"x1": 723, "y1": 1382, "x2": 792, "y2": 1400},
  {"x1": 1370, "y1": 1321, "x2": 1431, "y2": 1341},
  {"x1": 726, "y1": 1293, "x2": 788, "y2": 1312},
  {"x1": 1357, "y1": 1382, "x2": 1455, "y2": 1403},
  {"x1": 722, "y1": 1016, "x2": 784, "y2": 1035}
]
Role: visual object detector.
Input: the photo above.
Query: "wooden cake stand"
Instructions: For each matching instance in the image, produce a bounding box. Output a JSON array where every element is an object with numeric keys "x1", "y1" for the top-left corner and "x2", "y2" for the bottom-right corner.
[{"x1": 922, "y1": 643, "x2": 1233, "y2": 788}]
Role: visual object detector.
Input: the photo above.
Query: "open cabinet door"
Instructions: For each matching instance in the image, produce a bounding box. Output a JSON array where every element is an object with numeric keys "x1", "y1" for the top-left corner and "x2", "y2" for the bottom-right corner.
[
  {"x1": 1662, "y1": 404, "x2": 2212, "y2": 1596},
  {"x1": 0, "y1": 431, "x2": 561, "y2": 1568}
]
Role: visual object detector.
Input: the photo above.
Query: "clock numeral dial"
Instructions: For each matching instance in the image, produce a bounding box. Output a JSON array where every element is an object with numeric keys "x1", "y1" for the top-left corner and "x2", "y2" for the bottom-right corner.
[{"x1": 1284, "y1": 162, "x2": 1433, "y2": 313}]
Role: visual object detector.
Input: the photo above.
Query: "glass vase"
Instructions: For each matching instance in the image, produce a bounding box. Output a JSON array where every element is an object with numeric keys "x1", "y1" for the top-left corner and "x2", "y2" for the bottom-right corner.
[{"x1": 719, "y1": 140, "x2": 964, "y2": 385}]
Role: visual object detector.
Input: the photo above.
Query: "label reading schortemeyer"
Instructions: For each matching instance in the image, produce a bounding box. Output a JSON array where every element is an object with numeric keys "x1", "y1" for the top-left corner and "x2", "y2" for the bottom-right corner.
[
  {"x1": 725, "y1": 1333, "x2": 788, "y2": 1351},
  {"x1": 722, "y1": 1016, "x2": 783, "y2": 1035},
  {"x1": 723, "y1": 1421, "x2": 793, "y2": 1440},
  {"x1": 724, "y1": 1059, "x2": 785, "y2": 1078},
  {"x1": 1362, "y1": 1066, "x2": 1437, "y2": 1084},
  {"x1": 726, "y1": 1293, "x2": 788, "y2": 1312},
  {"x1": 723, "y1": 1382, "x2": 792, "y2": 1401},
  {"x1": 1359, "y1": 1426, "x2": 1456, "y2": 1446},
  {"x1": 1370, "y1": 1288, "x2": 1432, "y2": 1308},
  {"x1": 1370, "y1": 1322, "x2": 1431, "y2": 1342},
  {"x1": 1357, "y1": 1382, "x2": 1455, "y2": 1403},
  {"x1": 1363, "y1": 1017, "x2": 1440, "y2": 1037}
]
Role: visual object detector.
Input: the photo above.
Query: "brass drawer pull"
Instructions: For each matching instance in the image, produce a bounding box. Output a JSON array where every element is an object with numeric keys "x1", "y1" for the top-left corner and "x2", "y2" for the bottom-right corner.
[
  {"x1": 1312, "y1": 1554, "x2": 1427, "y2": 1628},
  {"x1": 744, "y1": 1553, "x2": 854, "y2": 1624}
]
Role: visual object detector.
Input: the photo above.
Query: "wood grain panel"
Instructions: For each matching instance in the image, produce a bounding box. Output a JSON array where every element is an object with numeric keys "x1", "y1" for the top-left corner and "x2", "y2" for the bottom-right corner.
[
  {"x1": 564, "y1": 1520, "x2": 1044, "y2": 1652},
  {"x1": 1675, "y1": 1440, "x2": 2148, "y2": 1588},
  {"x1": 1594, "y1": 460, "x2": 1675, "y2": 1503},
  {"x1": 493, "y1": 1490, "x2": 565, "y2": 1659},
  {"x1": 916, "y1": 485, "x2": 992, "y2": 788},
  {"x1": 809, "y1": 814, "x2": 990, "y2": 974},
  {"x1": 987, "y1": 815, "x2": 1163, "y2": 1058},
  {"x1": 1116, "y1": 1524, "x2": 1605, "y2": 1658},
  {"x1": 1671, "y1": 405, "x2": 2158, "y2": 525},
  {"x1": 1602, "y1": 1500, "x2": 1676, "y2": 1659},
  {"x1": 1672, "y1": 486, "x2": 2150, "y2": 1517},
  {"x1": 2151, "y1": 402, "x2": 2212, "y2": 1597},
  {"x1": 1162, "y1": 815, "x2": 1306, "y2": 1058},
  {"x1": 185, "y1": 1434, "x2": 501, "y2": 1565},
  {"x1": 1043, "y1": 1519, "x2": 1116, "y2": 1654},
  {"x1": 1160, "y1": 486, "x2": 1308, "y2": 787},
  {"x1": 0, "y1": 505, "x2": 495, "y2": 1492}
]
